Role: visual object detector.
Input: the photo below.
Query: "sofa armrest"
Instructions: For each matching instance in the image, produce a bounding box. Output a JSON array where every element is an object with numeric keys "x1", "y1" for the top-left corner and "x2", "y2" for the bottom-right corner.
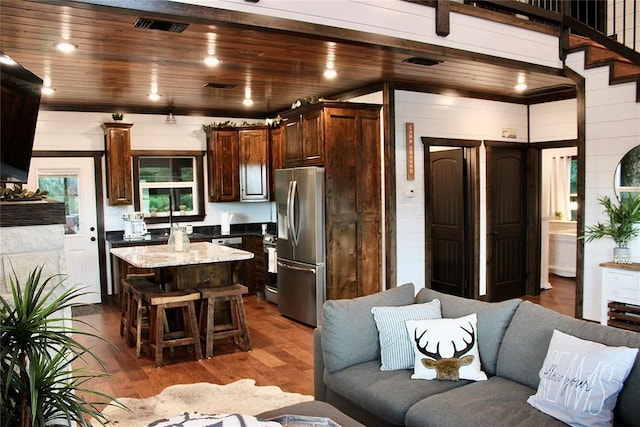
[{"x1": 314, "y1": 327, "x2": 327, "y2": 401}]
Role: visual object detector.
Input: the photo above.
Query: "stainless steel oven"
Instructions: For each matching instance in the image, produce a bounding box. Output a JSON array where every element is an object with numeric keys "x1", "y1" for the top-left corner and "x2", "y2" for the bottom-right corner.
[{"x1": 263, "y1": 233, "x2": 278, "y2": 304}]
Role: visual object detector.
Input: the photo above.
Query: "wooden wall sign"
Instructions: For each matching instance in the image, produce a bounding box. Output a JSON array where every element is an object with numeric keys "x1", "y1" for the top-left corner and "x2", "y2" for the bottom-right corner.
[{"x1": 406, "y1": 122, "x2": 415, "y2": 181}]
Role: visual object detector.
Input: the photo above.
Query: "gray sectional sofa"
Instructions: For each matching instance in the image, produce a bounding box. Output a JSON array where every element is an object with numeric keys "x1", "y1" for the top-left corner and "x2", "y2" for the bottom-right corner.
[{"x1": 314, "y1": 283, "x2": 640, "y2": 427}]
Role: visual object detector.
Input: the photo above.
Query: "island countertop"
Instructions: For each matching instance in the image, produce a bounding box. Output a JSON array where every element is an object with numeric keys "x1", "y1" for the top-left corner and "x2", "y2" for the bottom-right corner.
[{"x1": 110, "y1": 241, "x2": 254, "y2": 269}]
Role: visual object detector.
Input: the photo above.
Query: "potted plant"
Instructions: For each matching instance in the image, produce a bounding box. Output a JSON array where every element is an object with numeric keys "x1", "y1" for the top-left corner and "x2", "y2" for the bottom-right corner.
[
  {"x1": 582, "y1": 193, "x2": 640, "y2": 263},
  {"x1": 0, "y1": 264, "x2": 124, "y2": 426}
]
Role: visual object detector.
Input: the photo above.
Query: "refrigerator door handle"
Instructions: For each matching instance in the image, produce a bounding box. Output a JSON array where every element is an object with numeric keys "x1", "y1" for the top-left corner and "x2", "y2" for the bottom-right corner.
[
  {"x1": 277, "y1": 261, "x2": 317, "y2": 274},
  {"x1": 286, "y1": 180, "x2": 294, "y2": 241},
  {"x1": 289, "y1": 180, "x2": 299, "y2": 246}
]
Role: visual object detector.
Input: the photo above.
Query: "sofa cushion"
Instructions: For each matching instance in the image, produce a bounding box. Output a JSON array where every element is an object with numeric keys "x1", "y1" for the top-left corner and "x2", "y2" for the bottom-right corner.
[
  {"x1": 371, "y1": 299, "x2": 442, "y2": 371},
  {"x1": 415, "y1": 287, "x2": 521, "y2": 376},
  {"x1": 527, "y1": 329, "x2": 638, "y2": 427},
  {"x1": 497, "y1": 301, "x2": 640, "y2": 427},
  {"x1": 324, "y1": 360, "x2": 469, "y2": 426},
  {"x1": 406, "y1": 313, "x2": 487, "y2": 382},
  {"x1": 322, "y1": 283, "x2": 416, "y2": 373},
  {"x1": 405, "y1": 376, "x2": 566, "y2": 427}
]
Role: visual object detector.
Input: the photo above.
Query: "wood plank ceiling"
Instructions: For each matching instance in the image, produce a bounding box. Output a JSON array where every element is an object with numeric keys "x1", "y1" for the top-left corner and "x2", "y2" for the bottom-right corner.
[{"x1": 0, "y1": 0, "x2": 576, "y2": 118}]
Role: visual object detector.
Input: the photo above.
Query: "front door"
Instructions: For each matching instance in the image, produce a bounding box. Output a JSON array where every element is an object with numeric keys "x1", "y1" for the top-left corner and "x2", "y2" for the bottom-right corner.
[
  {"x1": 486, "y1": 145, "x2": 527, "y2": 301},
  {"x1": 27, "y1": 157, "x2": 101, "y2": 304}
]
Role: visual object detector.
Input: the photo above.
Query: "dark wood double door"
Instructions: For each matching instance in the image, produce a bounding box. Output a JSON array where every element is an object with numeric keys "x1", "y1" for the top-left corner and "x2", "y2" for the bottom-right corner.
[{"x1": 425, "y1": 139, "x2": 529, "y2": 301}]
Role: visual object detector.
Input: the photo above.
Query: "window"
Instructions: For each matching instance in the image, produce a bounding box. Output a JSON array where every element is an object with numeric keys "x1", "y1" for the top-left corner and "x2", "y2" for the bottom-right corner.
[
  {"x1": 132, "y1": 152, "x2": 205, "y2": 224},
  {"x1": 37, "y1": 173, "x2": 80, "y2": 234},
  {"x1": 569, "y1": 156, "x2": 578, "y2": 221}
]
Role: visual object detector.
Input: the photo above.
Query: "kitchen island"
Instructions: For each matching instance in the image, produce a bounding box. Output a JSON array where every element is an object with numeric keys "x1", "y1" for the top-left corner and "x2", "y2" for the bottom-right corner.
[{"x1": 110, "y1": 241, "x2": 254, "y2": 291}]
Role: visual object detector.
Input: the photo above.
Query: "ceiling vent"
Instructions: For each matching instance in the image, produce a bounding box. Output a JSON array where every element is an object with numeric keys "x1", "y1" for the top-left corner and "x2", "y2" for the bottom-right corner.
[
  {"x1": 203, "y1": 82, "x2": 237, "y2": 89},
  {"x1": 403, "y1": 57, "x2": 442, "y2": 67},
  {"x1": 133, "y1": 18, "x2": 189, "y2": 33}
]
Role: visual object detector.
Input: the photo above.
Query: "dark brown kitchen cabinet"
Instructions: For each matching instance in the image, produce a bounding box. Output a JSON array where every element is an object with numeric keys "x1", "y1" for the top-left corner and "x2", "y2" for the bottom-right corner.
[
  {"x1": 238, "y1": 128, "x2": 269, "y2": 202},
  {"x1": 206, "y1": 129, "x2": 239, "y2": 202},
  {"x1": 206, "y1": 127, "x2": 269, "y2": 202},
  {"x1": 283, "y1": 108, "x2": 324, "y2": 166},
  {"x1": 280, "y1": 102, "x2": 382, "y2": 300},
  {"x1": 102, "y1": 122, "x2": 133, "y2": 205},
  {"x1": 269, "y1": 125, "x2": 284, "y2": 201}
]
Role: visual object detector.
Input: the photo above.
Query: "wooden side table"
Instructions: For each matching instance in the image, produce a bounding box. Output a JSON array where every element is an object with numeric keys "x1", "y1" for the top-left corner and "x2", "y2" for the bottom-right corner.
[{"x1": 600, "y1": 262, "x2": 640, "y2": 331}]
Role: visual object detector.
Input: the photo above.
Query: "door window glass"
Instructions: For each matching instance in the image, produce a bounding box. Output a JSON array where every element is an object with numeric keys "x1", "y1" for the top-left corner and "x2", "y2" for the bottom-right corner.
[{"x1": 37, "y1": 173, "x2": 80, "y2": 234}]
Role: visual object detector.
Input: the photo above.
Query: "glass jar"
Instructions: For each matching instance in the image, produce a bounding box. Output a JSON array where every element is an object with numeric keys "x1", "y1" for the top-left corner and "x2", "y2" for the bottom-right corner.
[{"x1": 168, "y1": 224, "x2": 190, "y2": 252}]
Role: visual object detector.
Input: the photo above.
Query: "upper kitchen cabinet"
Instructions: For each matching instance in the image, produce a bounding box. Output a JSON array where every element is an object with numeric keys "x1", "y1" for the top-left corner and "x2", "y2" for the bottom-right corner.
[
  {"x1": 238, "y1": 128, "x2": 269, "y2": 202},
  {"x1": 269, "y1": 125, "x2": 284, "y2": 201},
  {"x1": 206, "y1": 126, "x2": 269, "y2": 202},
  {"x1": 102, "y1": 122, "x2": 133, "y2": 205},
  {"x1": 282, "y1": 108, "x2": 324, "y2": 166},
  {"x1": 206, "y1": 129, "x2": 239, "y2": 202}
]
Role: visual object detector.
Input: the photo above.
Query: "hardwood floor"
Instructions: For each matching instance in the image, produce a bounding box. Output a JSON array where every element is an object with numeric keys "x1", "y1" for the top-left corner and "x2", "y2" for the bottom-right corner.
[
  {"x1": 74, "y1": 279, "x2": 577, "y2": 410},
  {"x1": 522, "y1": 274, "x2": 576, "y2": 317},
  {"x1": 73, "y1": 296, "x2": 315, "y2": 410}
]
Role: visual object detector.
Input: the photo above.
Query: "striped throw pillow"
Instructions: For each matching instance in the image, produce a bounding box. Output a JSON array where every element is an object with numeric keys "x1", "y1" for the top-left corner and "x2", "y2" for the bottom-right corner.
[{"x1": 371, "y1": 299, "x2": 442, "y2": 371}]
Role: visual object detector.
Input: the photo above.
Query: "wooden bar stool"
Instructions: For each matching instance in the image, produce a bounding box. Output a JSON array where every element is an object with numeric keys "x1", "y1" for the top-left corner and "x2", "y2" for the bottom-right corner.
[
  {"x1": 145, "y1": 289, "x2": 203, "y2": 367},
  {"x1": 119, "y1": 279, "x2": 132, "y2": 337},
  {"x1": 198, "y1": 284, "x2": 251, "y2": 358},
  {"x1": 124, "y1": 277, "x2": 160, "y2": 358},
  {"x1": 120, "y1": 273, "x2": 155, "y2": 338}
]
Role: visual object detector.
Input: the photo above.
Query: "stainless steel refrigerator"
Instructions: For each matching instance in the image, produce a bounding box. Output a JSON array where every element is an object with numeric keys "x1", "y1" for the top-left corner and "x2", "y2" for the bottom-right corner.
[{"x1": 276, "y1": 166, "x2": 326, "y2": 327}]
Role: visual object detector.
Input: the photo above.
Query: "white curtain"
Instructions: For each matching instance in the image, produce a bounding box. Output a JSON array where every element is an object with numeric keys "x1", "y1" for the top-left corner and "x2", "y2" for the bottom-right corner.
[{"x1": 549, "y1": 156, "x2": 571, "y2": 220}]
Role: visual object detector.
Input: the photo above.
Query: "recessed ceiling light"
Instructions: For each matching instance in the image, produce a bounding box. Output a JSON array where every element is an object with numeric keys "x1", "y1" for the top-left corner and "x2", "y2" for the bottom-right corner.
[
  {"x1": 148, "y1": 93, "x2": 161, "y2": 101},
  {"x1": 515, "y1": 83, "x2": 528, "y2": 92},
  {"x1": 324, "y1": 68, "x2": 337, "y2": 79},
  {"x1": 54, "y1": 41, "x2": 77, "y2": 53},
  {"x1": 41, "y1": 87, "x2": 56, "y2": 95},
  {"x1": 243, "y1": 98, "x2": 254, "y2": 106},
  {"x1": 204, "y1": 56, "x2": 221, "y2": 67}
]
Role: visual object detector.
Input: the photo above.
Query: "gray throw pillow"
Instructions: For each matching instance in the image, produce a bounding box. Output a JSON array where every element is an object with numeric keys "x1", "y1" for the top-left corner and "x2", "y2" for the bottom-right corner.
[{"x1": 322, "y1": 283, "x2": 416, "y2": 373}]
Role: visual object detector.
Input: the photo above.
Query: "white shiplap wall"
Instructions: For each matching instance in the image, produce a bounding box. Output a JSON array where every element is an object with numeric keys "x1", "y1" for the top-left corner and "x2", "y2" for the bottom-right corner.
[
  {"x1": 393, "y1": 91, "x2": 529, "y2": 293},
  {"x1": 565, "y1": 50, "x2": 640, "y2": 321},
  {"x1": 33, "y1": 111, "x2": 275, "y2": 232}
]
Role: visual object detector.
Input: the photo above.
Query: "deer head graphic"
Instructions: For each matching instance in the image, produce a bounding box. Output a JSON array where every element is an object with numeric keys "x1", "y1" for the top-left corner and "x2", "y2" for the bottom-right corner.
[{"x1": 414, "y1": 322, "x2": 476, "y2": 381}]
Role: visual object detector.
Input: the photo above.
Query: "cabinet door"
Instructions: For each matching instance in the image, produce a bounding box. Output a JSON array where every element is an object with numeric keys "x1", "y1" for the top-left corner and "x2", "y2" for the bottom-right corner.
[
  {"x1": 301, "y1": 108, "x2": 324, "y2": 165},
  {"x1": 207, "y1": 130, "x2": 239, "y2": 202},
  {"x1": 269, "y1": 126, "x2": 284, "y2": 201},
  {"x1": 239, "y1": 129, "x2": 269, "y2": 202},
  {"x1": 283, "y1": 118, "x2": 302, "y2": 166},
  {"x1": 103, "y1": 123, "x2": 133, "y2": 205}
]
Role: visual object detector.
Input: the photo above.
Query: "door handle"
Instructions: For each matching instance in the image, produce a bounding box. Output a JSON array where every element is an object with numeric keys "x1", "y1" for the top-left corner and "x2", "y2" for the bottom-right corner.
[
  {"x1": 277, "y1": 261, "x2": 316, "y2": 274},
  {"x1": 90, "y1": 226, "x2": 95, "y2": 231},
  {"x1": 90, "y1": 236, "x2": 96, "y2": 241}
]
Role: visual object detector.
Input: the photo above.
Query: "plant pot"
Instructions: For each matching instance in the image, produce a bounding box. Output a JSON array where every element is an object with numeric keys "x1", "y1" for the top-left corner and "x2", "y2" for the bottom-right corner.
[{"x1": 613, "y1": 247, "x2": 631, "y2": 264}]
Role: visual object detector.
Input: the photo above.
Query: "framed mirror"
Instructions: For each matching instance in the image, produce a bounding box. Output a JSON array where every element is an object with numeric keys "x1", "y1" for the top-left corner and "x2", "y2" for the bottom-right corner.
[{"x1": 614, "y1": 145, "x2": 640, "y2": 199}]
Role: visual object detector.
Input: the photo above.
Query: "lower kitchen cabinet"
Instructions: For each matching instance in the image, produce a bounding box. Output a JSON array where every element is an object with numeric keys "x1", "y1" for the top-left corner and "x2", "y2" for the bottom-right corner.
[{"x1": 242, "y1": 235, "x2": 265, "y2": 296}]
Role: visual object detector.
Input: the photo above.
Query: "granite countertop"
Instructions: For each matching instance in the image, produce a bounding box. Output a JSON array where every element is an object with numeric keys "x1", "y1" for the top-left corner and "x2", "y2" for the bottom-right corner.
[
  {"x1": 110, "y1": 241, "x2": 254, "y2": 269},
  {"x1": 106, "y1": 223, "x2": 275, "y2": 247}
]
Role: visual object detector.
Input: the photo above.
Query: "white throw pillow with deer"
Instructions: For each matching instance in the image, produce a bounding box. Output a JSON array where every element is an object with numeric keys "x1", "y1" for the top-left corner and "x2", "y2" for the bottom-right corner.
[{"x1": 406, "y1": 313, "x2": 487, "y2": 381}]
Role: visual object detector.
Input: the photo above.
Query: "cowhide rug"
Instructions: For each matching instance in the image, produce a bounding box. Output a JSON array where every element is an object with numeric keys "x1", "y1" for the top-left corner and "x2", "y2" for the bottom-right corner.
[{"x1": 96, "y1": 379, "x2": 313, "y2": 426}]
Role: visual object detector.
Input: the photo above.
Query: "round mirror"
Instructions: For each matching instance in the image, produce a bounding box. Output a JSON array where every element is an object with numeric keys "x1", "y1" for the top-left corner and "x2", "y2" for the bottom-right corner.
[{"x1": 614, "y1": 145, "x2": 640, "y2": 199}]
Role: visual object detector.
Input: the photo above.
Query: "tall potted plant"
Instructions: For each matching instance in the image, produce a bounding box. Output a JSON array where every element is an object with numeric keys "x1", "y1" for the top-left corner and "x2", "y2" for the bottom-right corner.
[
  {"x1": 582, "y1": 193, "x2": 640, "y2": 263},
  {"x1": 0, "y1": 264, "x2": 124, "y2": 426}
]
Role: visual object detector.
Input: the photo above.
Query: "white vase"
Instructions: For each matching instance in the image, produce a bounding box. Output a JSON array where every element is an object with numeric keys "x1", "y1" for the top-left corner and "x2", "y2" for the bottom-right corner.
[{"x1": 613, "y1": 247, "x2": 631, "y2": 264}]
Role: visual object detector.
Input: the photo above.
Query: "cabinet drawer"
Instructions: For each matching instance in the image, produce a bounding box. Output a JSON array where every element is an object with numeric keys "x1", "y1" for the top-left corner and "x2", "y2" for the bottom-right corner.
[{"x1": 604, "y1": 271, "x2": 639, "y2": 289}]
